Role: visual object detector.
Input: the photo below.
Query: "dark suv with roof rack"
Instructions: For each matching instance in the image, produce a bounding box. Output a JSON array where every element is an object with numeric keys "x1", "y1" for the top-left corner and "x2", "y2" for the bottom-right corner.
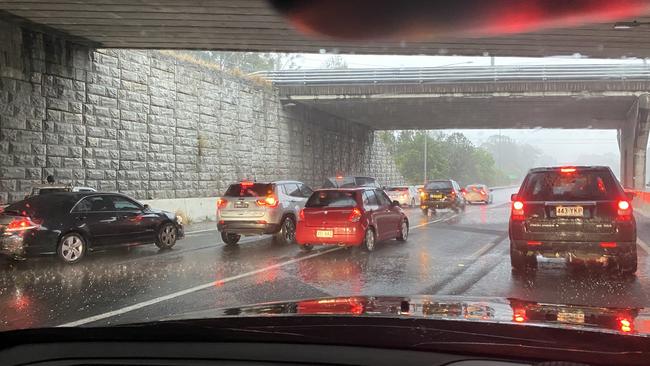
[{"x1": 509, "y1": 166, "x2": 636, "y2": 275}]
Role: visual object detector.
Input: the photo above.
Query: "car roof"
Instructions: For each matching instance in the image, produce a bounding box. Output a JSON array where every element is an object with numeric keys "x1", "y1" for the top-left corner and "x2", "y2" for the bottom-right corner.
[
  {"x1": 271, "y1": 180, "x2": 304, "y2": 184},
  {"x1": 315, "y1": 187, "x2": 370, "y2": 192},
  {"x1": 529, "y1": 166, "x2": 610, "y2": 173},
  {"x1": 326, "y1": 176, "x2": 375, "y2": 179}
]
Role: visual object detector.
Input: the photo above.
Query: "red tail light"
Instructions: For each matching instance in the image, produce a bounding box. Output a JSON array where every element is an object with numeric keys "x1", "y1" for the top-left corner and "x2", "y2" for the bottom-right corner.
[
  {"x1": 512, "y1": 308, "x2": 527, "y2": 323},
  {"x1": 480, "y1": 190, "x2": 486, "y2": 196},
  {"x1": 241, "y1": 181, "x2": 254, "y2": 187},
  {"x1": 256, "y1": 194, "x2": 279, "y2": 208},
  {"x1": 6, "y1": 217, "x2": 39, "y2": 232},
  {"x1": 348, "y1": 208, "x2": 362, "y2": 223},
  {"x1": 617, "y1": 200, "x2": 632, "y2": 219},
  {"x1": 600, "y1": 242, "x2": 617, "y2": 248},
  {"x1": 299, "y1": 209, "x2": 305, "y2": 221},
  {"x1": 619, "y1": 318, "x2": 633, "y2": 333},
  {"x1": 512, "y1": 201, "x2": 525, "y2": 220},
  {"x1": 560, "y1": 167, "x2": 576, "y2": 173},
  {"x1": 527, "y1": 241, "x2": 542, "y2": 246},
  {"x1": 217, "y1": 198, "x2": 228, "y2": 209}
]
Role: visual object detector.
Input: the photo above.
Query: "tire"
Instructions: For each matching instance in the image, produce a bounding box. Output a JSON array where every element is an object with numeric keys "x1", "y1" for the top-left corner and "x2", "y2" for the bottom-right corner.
[
  {"x1": 57, "y1": 232, "x2": 86, "y2": 264},
  {"x1": 155, "y1": 222, "x2": 178, "y2": 249},
  {"x1": 221, "y1": 232, "x2": 241, "y2": 246},
  {"x1": 300, "y1": 244, "x2": 313, "y2": 251},
  {"x1": 275, "y1": 216, "x2": 296, "y2": 245},
  {"x1": 363, "y1": 227, "x2": 376, "y2": 252},
  {"x1": 616, "y1": 247, "x2": 637, "y2": 276},
  {"x1": 396, "y1": 219, "x2": 409, "y2": 242},
  {"x1": 510, "y1": 245, "x2": 537, "y2": 272}
]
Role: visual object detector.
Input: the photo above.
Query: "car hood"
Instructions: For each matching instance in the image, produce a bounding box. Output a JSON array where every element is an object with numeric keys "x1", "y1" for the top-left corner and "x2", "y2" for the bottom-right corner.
[{"x1": 169, "y1": 295, "x2": 650, "y2": 336}]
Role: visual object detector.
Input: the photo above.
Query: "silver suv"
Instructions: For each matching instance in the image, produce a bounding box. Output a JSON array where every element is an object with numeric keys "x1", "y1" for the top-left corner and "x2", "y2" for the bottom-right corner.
[{"x1": 217, "y1": 181, "x2": 313, "y2": 245}]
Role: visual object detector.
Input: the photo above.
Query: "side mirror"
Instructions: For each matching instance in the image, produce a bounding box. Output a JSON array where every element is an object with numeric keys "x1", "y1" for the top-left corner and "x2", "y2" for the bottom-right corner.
[
  {"x1": 626, "y1": 192, "x2": 635, "y2": 200},
  {"x1": 392, "y1": 200, "x2": 400, "y2": 207},
  {"x1": 511, "y1": 194, "x2": 518, "y2": 202},
  {"x1": 143, "y1": 204, "x2": 150, "y2": 210}
]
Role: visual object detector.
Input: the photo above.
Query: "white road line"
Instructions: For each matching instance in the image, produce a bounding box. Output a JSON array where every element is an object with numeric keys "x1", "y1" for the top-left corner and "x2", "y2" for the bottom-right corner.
[
  {"x1": 58, "y1": 246, "x2": 342, "y2": 327},
  {"x1": 185, "y1": 228, "x2": 217, "y2": 235},
  {"x1": 411, "y1": 213, "x2": 459, "y2": 229},
  {"x1": 468, "y1": 236, "x2": 507, "y2": 259},
  {"x1": 638, "y1": 238, "x2": 650, "y2": 254}
]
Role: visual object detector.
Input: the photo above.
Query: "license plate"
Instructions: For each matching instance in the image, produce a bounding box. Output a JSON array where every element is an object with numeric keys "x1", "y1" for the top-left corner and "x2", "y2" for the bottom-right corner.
[
  {"x1": 556, "y1": 206, "x2": 583, "y2": 217},
  {"x1": 234, "y1": 201, "x2": 249, "y2": 208},
  {"x1": 316, "y1": 230, "x2": 333, "y2": 238},
  {"x1": 557, "y1": 310, "x2": 585, "y2": 324},
  {"x1": 432, "y1": 194, "x2": 443, "y2": 199}
]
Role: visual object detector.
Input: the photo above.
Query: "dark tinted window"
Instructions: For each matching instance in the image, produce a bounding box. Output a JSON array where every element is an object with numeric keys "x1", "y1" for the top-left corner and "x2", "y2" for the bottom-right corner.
[
  {"x1": 5, "y1": 194, "x2": 77, "y2": 217},
  {"x1": 306, "y1": 191, "x2": 358, "y2": 208},
  {"x1": 110, "y1": 196, "x2": 142, "y2": 210},
  {"x1": 224, "y1": 183, "x2": 273, "y2": 197},
  {"x1": 425, "y1": 181, "x2": 452, "y2": 190},
  {"x1": 298, "y1": 184, "x2": 313, "y2": 197},
  {"x1": 521, "y1": 170, "x2": 621, "y2": 201},
  {"x1": 355, "y1": 177, "x2": 378, "y2": 187},
  {"x1": 387, "y1": 187, "x2": 408, "y2": 192},
  {"x1": 375, "y1": 189, "x2": 392, "y2": 206},
  {"x1": 75, "y1": 196, "x2": 114, "y2": 212},
  {"x1": 362, "y1": 190, "x2": 379, "y2": 209}
]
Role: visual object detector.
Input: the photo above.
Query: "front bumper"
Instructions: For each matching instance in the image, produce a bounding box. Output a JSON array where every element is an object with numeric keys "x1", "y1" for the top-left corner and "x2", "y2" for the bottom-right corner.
[
  {"x1": 176, "y1": 223, "x2": 185, "y2": 239},
  {"x1": 0, "y1": 234, "x2": 25, "y2": 257},
  {"x1": 218, "y1": 221, "x2": 281, "y2": 235}
]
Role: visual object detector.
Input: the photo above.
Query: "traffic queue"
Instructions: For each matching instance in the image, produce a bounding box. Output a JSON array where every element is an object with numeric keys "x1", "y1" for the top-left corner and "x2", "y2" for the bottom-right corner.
[{"x1": 0, "y1": 175, "x2": 487, "y2": 264}]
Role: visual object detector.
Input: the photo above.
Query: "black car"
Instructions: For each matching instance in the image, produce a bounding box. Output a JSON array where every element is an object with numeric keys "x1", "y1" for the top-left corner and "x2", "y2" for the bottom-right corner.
[
  {"x1": 509, "y1": 166, "x2": 636, "y2": 274},
  {"x1": 419, "y1": 179, "x2": 466, "y2": 215},
  {"x1": 0, "y1": 192, "x2": 184, "y2": 263}
]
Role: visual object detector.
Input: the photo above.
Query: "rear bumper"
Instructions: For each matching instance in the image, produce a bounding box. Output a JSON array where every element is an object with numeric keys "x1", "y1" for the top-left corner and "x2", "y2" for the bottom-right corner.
[
  {"x1": 218, "y1": 221, "x2": 281, "y2": 235},
  {"x1": 421, "y1": 200, "x2": 454, "y2": 209},
  {"x1": 0, "y1": 234, "x2": 25, "y2": 257},
  {"x1": 511, "y1": 240, "x2": 637, "y2": 256},
  {"x1": 296, "y1": 224, "x2": 364, "y2": 246},
  {"x1": 465, "y1": 194, "x2": 488, "y2": 202}
]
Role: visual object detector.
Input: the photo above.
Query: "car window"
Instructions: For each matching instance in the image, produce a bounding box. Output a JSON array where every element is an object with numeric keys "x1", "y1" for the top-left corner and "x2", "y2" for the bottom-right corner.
[
  {"x1": 110, "y1": 196, "x2": 142, "y2": 211},
  {"x1": 75, "y1": 196, "x2": 114, "y2": 212},
  {"x1": 355, "y1": 177, "x2": 377, "y2": 187},
  {"x1": 362, "y1": 190, "x2": 379, "y2": 209},
  {"x1": 306, "y1": 191, "x2": 357, "y2": 208},
  {"x1": 224, "y1": 183, "x2": 273, "y2": 197},
  {"x1": 375, "y1": 189, "x2": 392, "y2": 206},
  {"x1": 298, "y1": 184, "x2": 313, "y2": 197},
  {"x1": 387, "y1": 187, "x2": 408, "y2": 192},
  {"x1": 284, "y1": 183, "x2": 302, "y2": 198},
  {"x1": 521, "y1": 170, "x2": 621, "y2": 201}
]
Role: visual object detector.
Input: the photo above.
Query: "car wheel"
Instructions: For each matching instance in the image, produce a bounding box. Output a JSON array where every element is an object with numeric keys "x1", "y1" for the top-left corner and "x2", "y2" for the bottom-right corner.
[
  {"x1": 156, "y1": 222, "x2": 178, "y2": 249},
  {"x1": 299, "y1": 244, "x2": 313, "y2": 251},
  {"x1": 276, "y1": 216, "x2": 296, "y2": 245},
  {"x1": 616, "y1": 247, "x2": 637, "y2": 276},
  {"x1": 397, "y1": 219, "x2": 409, "y2": 242},
  {"x1": 363, "y1": 228, "x2": 376, "y2": 252},
  {"x1": 221, "y1": 232, "x2": 241, "y2": 246},
  {"x1": 57, "y1": 233, "x2": 86, "y2": 264},
  {"x1": 510, "y1": 245, "x2": 537, "y2": 272}
]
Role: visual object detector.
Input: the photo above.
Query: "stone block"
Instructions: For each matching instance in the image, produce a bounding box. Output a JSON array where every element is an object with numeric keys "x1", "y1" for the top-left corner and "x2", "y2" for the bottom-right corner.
[{"x1": 0, "y1": 167, "x2": 25, "y2": 179}]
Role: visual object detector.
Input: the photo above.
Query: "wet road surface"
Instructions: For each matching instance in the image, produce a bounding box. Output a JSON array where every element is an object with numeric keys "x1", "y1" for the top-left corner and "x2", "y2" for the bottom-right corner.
[{"x1": 1, "y1": 187, "x2": 650, "y2": 329}]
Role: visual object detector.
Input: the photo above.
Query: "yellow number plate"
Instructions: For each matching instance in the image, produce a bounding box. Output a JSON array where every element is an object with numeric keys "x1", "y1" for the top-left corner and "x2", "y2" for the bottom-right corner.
[
  {"x1": 557, "y1": 310, "x2": 585, "y2": 324},
  {"x1": 556, "y1": 206, "x2": 583, "y2": 217},
  {"x1": 316, "y1": 230, "x2": 333, "y2": 238}
]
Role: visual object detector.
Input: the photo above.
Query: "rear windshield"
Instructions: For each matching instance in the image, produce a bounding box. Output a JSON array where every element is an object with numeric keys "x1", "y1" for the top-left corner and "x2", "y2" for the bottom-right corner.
[
  {"x1": 306, "y1": 191, "x2": 358, "y2": 208},
  {"x1": 35, "y1": 187, "x2": 70, "y2": 195},
  {"x1": 387, "y1": 187, "x2": 408, "y2": 192},
  {"x1": 322, "y1": 177, "x2": 354, "y2": 188},
  {"x1": 224, "y1": 183, "x2": 273, "y2": 197},
  {"x1": 520, "y1": 170, "x2": 621, "y2": 201},
  {"x1": 355, "y1": 177, "x2": 377, "y2": 187},
  {"x1": 4, "y1": 195, "x2": 76, "y2": 217},
  {"x1": 425, "y1": 181, "x2": 452, "y2": 190}
]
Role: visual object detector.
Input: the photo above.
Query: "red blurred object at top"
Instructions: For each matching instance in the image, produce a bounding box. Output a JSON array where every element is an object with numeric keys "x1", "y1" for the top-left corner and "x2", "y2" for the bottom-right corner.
[
  {"x1": 560, "y1": 167, "x2": 577, "y2": 173},
  {"x1": 270, "y1": 0, "x2": 649, "y2": 40},
  {"x1": 297, "y1": 298, "x2": 365, "y2": 315}
]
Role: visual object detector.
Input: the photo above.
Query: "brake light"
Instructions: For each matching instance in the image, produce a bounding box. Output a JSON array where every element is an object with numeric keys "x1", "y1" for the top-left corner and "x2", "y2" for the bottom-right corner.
[
  {"x1": 619, "y1": 318, "x2": 633, "y2": 333},
  {"x1": 560, "y1": 167, "x2": 576, "y2": 173},
  {"x1": 241, "y1": 181, "x2": 254, "y2": 187},
  {"x1": 256, "y1": 194, "x2": 279, "y2": 208},
  {"x1": 527, "y1": 241, "x2": 542, "y2": 246},
  {"x1": 513, "y1": 308, "x2": 527, "y2": 323},
  {"x1": 618, "y1": 200, "x2": 630, "y2": 210},
  {"x1": 480, "y1": 190, "x2": 486, "y2": 195},
  {"x1": 299, "y1": 209, "x2": 305, "y2": 221},
  {"x1": 617, "y1": 200, "x2": 632, "y2": 219},
  {"x1": 6, "y1": 217, "x2": 39, "y2": 232},
  {"x1": 217, "y1": 198, "x2": 228, "y2": 209},
  {"x1": 600, "y1": 242, "x2": 617, "y2": 248},
  {"x1": 348, "y1": 208, "x2": 362, "y2": 223},
  {"x1": 420, "y1": 191, "x2": 426, "y2": 198},
  {"x1": 512, "y1": 201, "x2": 525, "y2": 220}
]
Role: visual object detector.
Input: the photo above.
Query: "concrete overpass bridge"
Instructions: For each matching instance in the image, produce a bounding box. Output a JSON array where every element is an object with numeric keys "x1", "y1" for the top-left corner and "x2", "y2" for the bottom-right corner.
[{"x1": 260, "y1": 65, "x2": 650, "y2": 188}]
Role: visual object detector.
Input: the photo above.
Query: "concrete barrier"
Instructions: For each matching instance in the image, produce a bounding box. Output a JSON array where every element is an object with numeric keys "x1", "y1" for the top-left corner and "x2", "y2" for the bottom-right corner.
[{"x1": 140, "y1": 197, "x2": 217, "y2": 224}]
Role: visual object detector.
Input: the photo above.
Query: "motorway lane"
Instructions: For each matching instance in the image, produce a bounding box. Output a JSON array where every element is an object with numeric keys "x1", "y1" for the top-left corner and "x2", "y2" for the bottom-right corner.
[{"x1": 1, "y1": 187, "x2": 650, "y2": 329}]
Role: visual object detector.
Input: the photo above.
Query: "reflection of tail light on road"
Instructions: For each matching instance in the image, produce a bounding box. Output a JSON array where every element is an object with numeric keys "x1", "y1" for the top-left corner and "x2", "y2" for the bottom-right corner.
[{"x1": 297, "y1": 298, "x2": 365, "y2": 315}]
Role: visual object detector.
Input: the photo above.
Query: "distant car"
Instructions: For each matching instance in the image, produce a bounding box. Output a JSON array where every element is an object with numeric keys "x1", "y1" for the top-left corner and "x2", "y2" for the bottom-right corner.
[
  {"x1": 28, "y1": 184, "x2": 97, "y2": 197},
  {"x1": 464, "y1": 184, "x2": 493, "y2": 204},
  {"x1": 296, "y1": 188, "x2": 408, "y2": 252},
  {"x1": 321, "y1": 176, "x2": 381, "y2": 189},
  {"x1": 0, "y1": 192, "x2": 183, "y2": 263},
  {"x1": 419, "y1": 179, "x2": 466, "y2": 215},
  {"x1": 509, "y1": 166, "x2": 636, "y2": 275},
  {"x1": 217, "y1": 181, "x2": 313, "y2": 245},
  {"x1": 385, "y1": 186, "x2": 419, "y2": 207}
]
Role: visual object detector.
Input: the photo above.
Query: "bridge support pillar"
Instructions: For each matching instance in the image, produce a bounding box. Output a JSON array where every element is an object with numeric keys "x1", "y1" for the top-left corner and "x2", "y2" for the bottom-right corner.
[{"x1": 618, "y1": 94, "x2": 650, "y2": 189}]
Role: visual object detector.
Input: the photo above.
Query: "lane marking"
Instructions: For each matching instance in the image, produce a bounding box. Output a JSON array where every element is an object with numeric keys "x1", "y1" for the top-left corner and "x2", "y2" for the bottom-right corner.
[
  {"x1": 61, "y1": 210, "x2": 462, "y2": 326},
  {"x1": 58, "y1": 246, "x2": 342, "y2": 327},
  {"x1": 638, "y1": 238, "x2": 650, "y2": 254},
  {"x1": 185, "y1": 228, "x2": 217, "y2": 235},
  {"x1": 468, "y1": 235, "x2": 508, "y2": 259}
]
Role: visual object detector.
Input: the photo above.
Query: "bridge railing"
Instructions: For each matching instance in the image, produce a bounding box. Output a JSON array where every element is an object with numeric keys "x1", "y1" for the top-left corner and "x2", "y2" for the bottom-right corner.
[{"x1": 255, "y1": 64, "x2": 650, "y2": 85}]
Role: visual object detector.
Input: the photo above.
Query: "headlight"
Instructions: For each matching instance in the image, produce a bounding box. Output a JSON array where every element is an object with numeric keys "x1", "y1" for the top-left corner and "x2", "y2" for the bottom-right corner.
[{"x1": 176, "y1": 215, "x2": 183, "y2": 224}]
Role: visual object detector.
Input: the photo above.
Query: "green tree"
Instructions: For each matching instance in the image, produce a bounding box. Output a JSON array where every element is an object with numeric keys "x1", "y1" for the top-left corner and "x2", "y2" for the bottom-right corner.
[
  {"x1": 481, "y1": 135, "x2": 541, "y2": 182},
  {"x1": 191, "y1": 51, "x2": 302, "y2": 73}
]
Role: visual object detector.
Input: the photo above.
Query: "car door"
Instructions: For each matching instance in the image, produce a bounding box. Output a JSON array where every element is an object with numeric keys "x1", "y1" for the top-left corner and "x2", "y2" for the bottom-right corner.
[
  {"x1": 362, "y1": 190, "x2": 381, "y2": 234},
  {"x1": 108, "y1": 194, "x2": 153, "y2": 244},
  {"x1": 71, "y1": 195, "x2": 120, "y2": 246},
  {"x1": 282, "y1": 183, "x2": 304, "y2": 216},
  {"x1": 374, "y1": 189, "x2": 398, "y2": 239}
]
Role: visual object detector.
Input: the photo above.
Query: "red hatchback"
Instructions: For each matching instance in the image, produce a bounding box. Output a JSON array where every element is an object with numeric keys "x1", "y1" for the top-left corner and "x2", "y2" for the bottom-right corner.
[{"x1": 296, "y1": 188, "x2": 409, "y2": 251}]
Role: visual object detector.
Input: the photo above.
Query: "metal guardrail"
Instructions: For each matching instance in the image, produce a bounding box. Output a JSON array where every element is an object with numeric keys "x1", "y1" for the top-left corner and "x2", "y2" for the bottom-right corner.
[{"x1": 256, "y1": 64, "x2": 650, "y2": 85}]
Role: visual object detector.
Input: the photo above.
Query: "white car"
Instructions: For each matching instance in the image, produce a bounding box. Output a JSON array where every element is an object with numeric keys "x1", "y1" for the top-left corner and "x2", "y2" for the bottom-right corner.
[
  {"x1": 386, "y1": 186, "x2": 419, "y2": 207},
  {"x1": 464, "y1": 184, "x2": 493, "y2": 204}
]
